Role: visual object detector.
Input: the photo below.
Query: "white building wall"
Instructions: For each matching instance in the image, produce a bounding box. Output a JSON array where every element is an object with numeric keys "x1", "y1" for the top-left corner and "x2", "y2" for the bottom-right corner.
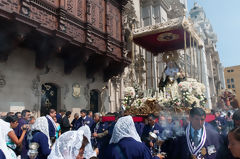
[
  {"x1": 132, "y1": 0, "x2": 141, "y2": 23},
  {"x1": 200, "y1": 47, "x2": 212, "y2": 109},
  {"x1": 219, "y1": 64, "x2": 226, "y2": 89},
  {"x1": 160, "y1": 6, "x2": 168, "y2": 22},
  {"x1": 0, "y1": 48, "x2": 109, "y2": 115}
]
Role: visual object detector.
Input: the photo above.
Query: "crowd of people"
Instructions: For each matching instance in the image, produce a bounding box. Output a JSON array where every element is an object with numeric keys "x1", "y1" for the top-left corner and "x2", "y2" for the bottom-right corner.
[{"x1": 0, "y1": 107, "x2": 240, "y2": 159}]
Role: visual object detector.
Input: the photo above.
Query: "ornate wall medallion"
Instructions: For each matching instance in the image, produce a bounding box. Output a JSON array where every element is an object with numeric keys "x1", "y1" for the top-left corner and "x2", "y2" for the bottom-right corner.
[
  {"x1": 72, "y1": 83, "x2": 81, "y2": 98},
  {"x1": 157, "y1": 32, "x2": 180, "y2": 42},
  {"x1": 0, "y1": 74, "x2": 6, "y2": 88}
]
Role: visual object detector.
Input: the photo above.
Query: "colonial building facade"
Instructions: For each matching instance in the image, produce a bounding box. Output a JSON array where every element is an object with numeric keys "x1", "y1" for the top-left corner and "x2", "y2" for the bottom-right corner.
[
  {"x1": 0, "y1": 0, "x2": 130, "y2": 116},
  {"x1": 131, "y1": 0, "x2": 213, "y2": 108},
  {"x1": 190, "y1": 3, "x2": 226, "y2": 108},
  {"x1": 108, "y1": 0, "x2": 225, "y2": 110}
]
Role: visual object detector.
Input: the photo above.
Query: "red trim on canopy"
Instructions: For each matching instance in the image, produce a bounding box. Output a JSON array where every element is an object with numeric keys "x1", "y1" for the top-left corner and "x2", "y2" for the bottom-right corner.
[
  {"x1": 102, "y1": 116, "x2": 144, "y2": 122},
  {"x1": 133, "y1": 17, "x2": 203, "y2": 55},
  {"x1": 133, "y1": 29, "x2": 192, "y2": 55}
]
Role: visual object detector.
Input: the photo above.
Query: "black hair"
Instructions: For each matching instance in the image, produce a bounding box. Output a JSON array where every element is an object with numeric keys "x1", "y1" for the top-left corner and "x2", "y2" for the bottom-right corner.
[
  {"x1": 114, "y1": 112, "x2": 121, "y2": 118},
  {"x1": 4, "y1": 115, "x2": 18, "y2": 123},
  {"x1": 21, "y1": 109, "x2": 30, "y2": 117},
  {"x1": 15, "y1": 112, "x2": 21, "y2": 116},
  {"x1": 81, "y1": 109, "x2": 87, "y2": 114},
  {"x1": 233, "y1": 109, "x2": 240, "y2": 121},
  {"x1": 227, "y1": 112, "x2": 231, "y2": 117},
  {"x1": 211, "y1": 109, "x2": 215, "y2": 115},
  {"x1": 229, "y1": 127, "x2": 240, "y2": 142},
  {"x1": 190, "y1": 107, "x2": 206, "y2": 117},
  {"x1": 148, "y1": 114, "x2": 157, "y2": 120},
  {"x1": 105, "y1": 112, "x2": 113, "y2": 116},
  {"x1": 59, "y1": 109, "x2": 66, "y2": 113},
  {"x1": 87, "y1": 110, "x2": 92, "y2": 115},
  {"x1": 66, "y1": 111, "x2": 71, "y2": 116},
  {"x1": 6, "y1": 112, "x2": 14, "y2": 116},
  {"x1": 48, "y1": 109, "x2": 56, "y2": 115}
]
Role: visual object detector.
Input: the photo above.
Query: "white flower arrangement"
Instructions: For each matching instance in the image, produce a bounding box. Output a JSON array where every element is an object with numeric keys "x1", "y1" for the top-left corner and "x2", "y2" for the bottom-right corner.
[
  {"x1": 132, "y1": 98, "x2": 145, "y2": 107},
  {"x1": 124, "y1": 87, "x2": 136, "y2": 98},
  {"x1": 124, "y1": 78, "x2": 207, "y2": 113},
  {"x1": 177, "y1": 78, "x2": 207, "y2": 107}
]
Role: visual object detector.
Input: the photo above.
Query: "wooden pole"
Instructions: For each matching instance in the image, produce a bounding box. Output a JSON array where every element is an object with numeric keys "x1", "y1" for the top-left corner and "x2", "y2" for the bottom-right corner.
[
  {"x1": 151, "y1": 53, "x2": 153, "y2": 88},
  {"x1": 184, "y1": 31, "x2": 187, "y2": 78},
  {"x1": 200, "y1": 47, "x2": 203, "y2": 83},
  {"x1": 145, "y1": 50, "x2": 148, "y2": 89},
  {"x1": 131, "y1": 40, "x2": 135, "y2": 85},
  {"x1": 193, "y1": 40, "x2": 196, "y2": 79},
  {"x1": 156, "y1": 54, "x2": 159, "y2": 88},
  {"x1": 138, "y1": 46, "x2": 141, "y2": 84},
  {"x1": 190, "y1": 35, "x2": 192, "y2": 78}
]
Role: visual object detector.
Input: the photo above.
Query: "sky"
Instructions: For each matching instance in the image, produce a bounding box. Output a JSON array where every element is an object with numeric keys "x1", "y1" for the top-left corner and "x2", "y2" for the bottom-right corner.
[{"x1": 188, "y1": 0, "x2": 240, "y2": 67}]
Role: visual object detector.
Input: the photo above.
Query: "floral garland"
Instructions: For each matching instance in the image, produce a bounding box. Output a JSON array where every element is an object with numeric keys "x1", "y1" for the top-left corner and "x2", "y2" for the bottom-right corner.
[
  {"x1": 177, "y1": 78, "x2": 207, "y2": 107},
  {"x1": 123, "y1": 78, "x2": 208, "y2": 115}
]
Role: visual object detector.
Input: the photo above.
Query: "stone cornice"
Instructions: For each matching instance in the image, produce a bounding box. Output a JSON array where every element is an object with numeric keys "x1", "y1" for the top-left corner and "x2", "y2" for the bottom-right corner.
[{"x1": 141, "y1": 0, "x2": 170, "y2": 11}]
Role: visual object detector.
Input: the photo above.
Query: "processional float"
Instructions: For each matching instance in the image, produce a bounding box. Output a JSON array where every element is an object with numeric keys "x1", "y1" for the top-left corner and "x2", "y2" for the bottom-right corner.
[
  {"x1": 123, "y1": 16, "x2": 210, "y2": 116},
  {"x1": 124, "y1": 16, "x2": 208, "y2": 157}
]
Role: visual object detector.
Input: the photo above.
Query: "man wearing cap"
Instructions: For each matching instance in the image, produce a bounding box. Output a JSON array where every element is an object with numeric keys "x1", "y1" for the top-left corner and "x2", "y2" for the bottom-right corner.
[{"x1": 172, "y1": 107, "x2": 222, "y2": 159}]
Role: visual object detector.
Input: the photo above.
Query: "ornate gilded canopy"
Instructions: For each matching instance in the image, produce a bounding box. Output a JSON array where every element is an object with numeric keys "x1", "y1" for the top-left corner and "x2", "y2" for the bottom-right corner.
[{"x1": 133, "y1": 17, "x2": 204, "y2": 55}]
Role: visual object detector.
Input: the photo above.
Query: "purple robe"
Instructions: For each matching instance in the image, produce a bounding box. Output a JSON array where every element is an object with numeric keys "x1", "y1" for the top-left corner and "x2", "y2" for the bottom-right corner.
[
  {"x1": 46, "y1": 117, "x2": 56, "y2": 138},
  {"x1": 135, "y1": 122, "x2": 145, "y2": 137},
  {"x1": 29, "y1": 131, "x2": 51, "y2": 159},
  {"x1": 75, "y1": 116, "x2": 94, "y2": 130},
  {"x1": 104, "y1": 137, "x2": 160, "y2": 159},
  {"x1": 216, "y1": 134, "x2": 235, "y2": 159},
  {"x1": 14, "y1": 118, "x2": 28, "y2": 159},
  {"x1": 142, "y1": 123, "x2": 164, "y2": 149},
  {"x1": 0, "y1": 149, "x2": 6, "y2": 159},
  {"x1": 56, "y1": 113, "x2": 63, "y2": 126},
  {"x1": 171, "y1": 124, "x2": 223, "y2": 159}
]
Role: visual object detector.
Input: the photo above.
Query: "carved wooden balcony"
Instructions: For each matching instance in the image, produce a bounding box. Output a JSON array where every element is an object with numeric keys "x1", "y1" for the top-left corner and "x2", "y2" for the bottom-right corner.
[{"x1": 0, "y1": 0, "x2": 130, "y2": 81}]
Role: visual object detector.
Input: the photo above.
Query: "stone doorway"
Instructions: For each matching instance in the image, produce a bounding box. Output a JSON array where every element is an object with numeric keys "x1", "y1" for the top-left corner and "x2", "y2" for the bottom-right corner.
[
  {"x1": 90, "y1": 90, "x2": 100, "y2": 113},
  {"x1": 40, "y1": 83, "x2": 58, "y2": 116}
]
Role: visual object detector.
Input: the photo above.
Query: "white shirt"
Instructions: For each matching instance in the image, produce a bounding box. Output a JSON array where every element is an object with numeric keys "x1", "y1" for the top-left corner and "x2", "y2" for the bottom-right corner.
[{"x1": 0, "y1": 121, "x2": 13, "y2": 143}]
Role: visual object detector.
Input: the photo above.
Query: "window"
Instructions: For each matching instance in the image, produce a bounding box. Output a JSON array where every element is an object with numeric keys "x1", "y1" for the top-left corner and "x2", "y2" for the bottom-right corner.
[
  {"x1": 227, "y1": 70, "x2": 230, "y2": 72},
  {"x1": 231, "y1": 70, "x2": 234, "y2": 72},
  {"x1": 227, "y1": 79, "x2": 230, "y2": 83},
  {"x1": 142, "y1": 6, "x2": 151, "y2": 26},
  {"x1": 232, "y1": 84, "x2": 235, "y2": 88},
  {"x1": 231, "y1": 78, "x2": 234, "y2": 83},
  {"x1": 228, "y1": 85, "x2": 231, "y2": 89},
  {"x1": 153, "y1": 5, "x2": 161, "y2": 24}
]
